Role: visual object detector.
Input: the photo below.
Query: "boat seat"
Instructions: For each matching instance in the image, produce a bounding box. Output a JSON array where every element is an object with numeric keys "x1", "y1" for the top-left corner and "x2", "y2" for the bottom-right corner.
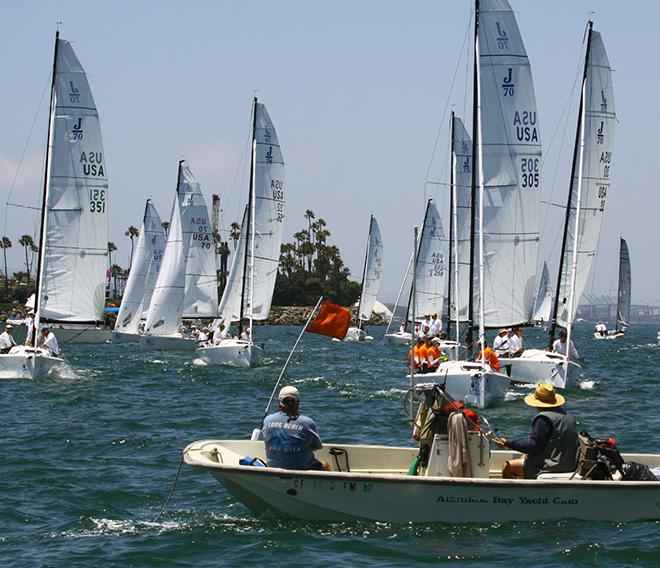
[{"x1": 536, "y1": 471, "x2": 581, "y2": 480}]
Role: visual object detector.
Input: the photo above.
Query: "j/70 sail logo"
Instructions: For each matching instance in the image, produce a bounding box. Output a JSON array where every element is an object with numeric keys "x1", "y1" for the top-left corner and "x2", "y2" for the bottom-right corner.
[
  {"x1": 72, "y1": 117, "x2": 83, "y2": 140},
  {"x1": 495, "y1": 22, "x2": 509, "y2": 50},
  {"x1": 502, "y1": 68, "x2": 515, "y2": 97},
  {"x1": 69, "y1": 81, "x2": 80, "y2": 103}
]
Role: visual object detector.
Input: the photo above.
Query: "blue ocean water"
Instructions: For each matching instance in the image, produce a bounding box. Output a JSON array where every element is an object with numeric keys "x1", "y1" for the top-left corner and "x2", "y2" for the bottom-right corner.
[{"x1": 1, "y1": 324, "x2": 658, "y2": 566}]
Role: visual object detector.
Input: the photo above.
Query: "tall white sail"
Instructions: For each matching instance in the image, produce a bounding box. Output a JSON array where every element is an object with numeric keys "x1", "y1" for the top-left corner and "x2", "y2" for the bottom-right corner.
[
  {"x1": 217, "y1": 206, "x2": 248, "y2": 324},
  {"x1": 144, "y1": 197, "x2": 185, "y2": 335},
  {"x1": 358, "y1": 216, "x2": 384, "y2": 321},
  {"x1": 40, "y1": 38, "x2": 108, "y2": 322},
  {"x1": 476, "y1": 0, "x2": 541, "y2": 327},
  {"x1": 532, "y1": 261, "x2": 552, "y2": 323},
  {"x1": 556, "y1": 30, "x2": 615, "y2": 327},
  {"x1": 408, "y1": 200, "x2": 447, "y2": 320},
  {"x1": 245, "y1": 102, "x2": 285, "y2": 320},
  {"x1": 616, "y1": 237, "x2": 630, "y2": 331},
  {"x1": 178, "y1": 162, "x2": 218, "y2": 318},
  {"x1": 450, "y1": 115, "x2": 472, "y2": 323},
  {"x1": 114, "y1": 200, "x2": 165, "y2": 334}
]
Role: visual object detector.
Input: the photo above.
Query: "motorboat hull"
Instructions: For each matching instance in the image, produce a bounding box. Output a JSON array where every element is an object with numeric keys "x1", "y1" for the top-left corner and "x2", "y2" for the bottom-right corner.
[
  {"x1": 593, "y1": 331, "x2": 624, "y2": 340},
  {"x1": 500, "y1": 349, "x2": 581, "y2": 389},
  {"x1": 183, "y1": 440, "x2": 660, "y2": 523},
  {"x1": 384, "y1": 331, "x2": 411, "y2": 345},
  {"x1": 196, "y1": 340, "x2": 263, "y2": 368},
  {"x1": 139, "y1": 334, "x2": 198, "y2": 351},
  {"x1": 413, "y1": 360, "x2": 510, "y2": 408},
  {"x1": 0, "y1": 346, "x2": 72, "y2": 380}
]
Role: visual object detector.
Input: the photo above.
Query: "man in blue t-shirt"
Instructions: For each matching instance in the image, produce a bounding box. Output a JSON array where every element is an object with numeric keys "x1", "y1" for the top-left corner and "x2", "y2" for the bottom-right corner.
[{"x1": 262, "y1": 386, "x2": 330, "y2": 471}]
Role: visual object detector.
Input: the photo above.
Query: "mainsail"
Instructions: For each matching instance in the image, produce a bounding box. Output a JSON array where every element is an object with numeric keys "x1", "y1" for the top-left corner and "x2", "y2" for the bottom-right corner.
[
  {"x1": 114, "y1": 200, "x2": 165, "y2": 334},
  {"x1": 555, "y1": 29, "x2": 615, "y2": 327},
  {"x1": 358, "y1": 216, "x2": 384, "y2": 322},
  {"x1": 39, "y1": 37, "x2": 108, "y2": 323},
  {"x1": 407, "y1": 200, "x2": 448, "y2": 321},
  {"x1": 450, "y1": 115, "x2": 472, "y2": 323},
  {"x1": 532, "y1": 261, "x2": 552, "y2": 323},
  {"x1": 616, "y1": 237, "x2": 631, "y2": 331},
  {"x1": 217, "y1": 206, "x2": 248, "y2": 323},
  {"x1": 476, "y1": 0, "x2": 541, "y2": 328},
  {"x1": 178, "y1": 162, "x2": 218, "y2": 318},
  {"x1": 144, "y1": 196, "x2": 185, "y2": 335}
]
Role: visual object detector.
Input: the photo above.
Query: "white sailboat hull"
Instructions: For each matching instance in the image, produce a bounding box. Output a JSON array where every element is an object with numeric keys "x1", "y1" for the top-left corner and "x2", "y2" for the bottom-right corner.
[
  {"x1": 111, "y1": 330, "x2": 140, "y2": 344},
  {"x1": 344, "y1": 327, "x2": 367, "y2": 342},
  {"x1": 413, "y1": 360, "x2": 510, "y2": 409},
  {"x1": 501, "y1": 349, "x2": 581, "y2": 389},
  {"x1": 384, "y1": 331, "x2": 411, "y2": 345},
  {"x1": 196, "y1": 340, "x2": 263, "y2": 368},
  {"x1": 593, "y1": 331, "x2": 624, "y2": 340},
  {"x1": 48, "y1": 325, "x2": 112, "y2": 344},
  {"x1": 0, "y1": 346, "x2": 72, "y2": 380},
  {"x1": 139, "y1": 334, "x2": 198, "y2": 351},
  {"x1": 183, "y1": 440, "x2": 660, "y2": 523}
]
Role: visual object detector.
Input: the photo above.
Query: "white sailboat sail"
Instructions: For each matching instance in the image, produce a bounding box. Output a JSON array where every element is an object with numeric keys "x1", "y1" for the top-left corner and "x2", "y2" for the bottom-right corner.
[
  {"x1": 476, "y1": 0, "x2": 541, "y2": 328},
  {"x1": 532, "y1": 261, "x2": 552, "y2": 323},
  {"x1": 556, "y1": 30, "x2": 615, "y2": 327},
  {"x1": 40, "y1": 38, "x2": 108, "y2": 322},
  {"x1": 246, "y1": 102, "x2": 285, "y2": 321},
  {"x1": 408, "y1": 200, "x2": 447, "y2": 320},
  {"x1": 178, "y1": 162, "x2": 218, "y2": 318},
  {"x1": 358, "y1": 216, "x2": 384, "y2": 322},
  {"x1": 616, "y1": 237, "x2": 630, "y2": 331},
  {"x1": 217, "y1": 206, "x2": 248, "y2": 324},
  {"x1": 144, "y1": 197, "x2": 185, "y2": 335},
  {"x1": 114, "y1": 200, "x2": 165, "y2": 334},
  {"x1": 450, "y1": 115, "x2": 472, "y2": 323}
]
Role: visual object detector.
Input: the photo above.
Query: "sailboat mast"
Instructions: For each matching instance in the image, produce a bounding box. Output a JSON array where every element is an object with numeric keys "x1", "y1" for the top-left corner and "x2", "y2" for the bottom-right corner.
[
  {"x1": 466, "y1": 0, "x2": 480, "y2": 352},
  {"x1": 446, "y1": 112, "x2": 455, "y2": 337},
  {"x1": 475, "y1": 10, "x2": 486, "y2": 359},
  {"x1": 357, "y1": 216, "x2": 373, "y2": 330},
  {"x1": 548, "y1": 21, "x2": 593, "y2": 348},
  {"x1": 239, "y1": 97, "x2": 258, "y2": 333},
  {"x1": 33, "y1": 31, "x2": 60, "y2": 345}
]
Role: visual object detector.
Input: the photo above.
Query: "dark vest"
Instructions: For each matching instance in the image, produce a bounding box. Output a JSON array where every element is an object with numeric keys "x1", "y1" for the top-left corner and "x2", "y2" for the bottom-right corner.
[{"x1": 524, "y1": 409, "x2": 580, "y2": 478}]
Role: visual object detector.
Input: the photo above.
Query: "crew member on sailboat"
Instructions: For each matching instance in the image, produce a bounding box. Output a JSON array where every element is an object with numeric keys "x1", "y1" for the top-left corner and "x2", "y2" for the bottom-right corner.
[
  {"x1": 0, "y1": 324, "x2": 17, "y2": 353},
  {"x1": 552, "y1": 330, "x2": 580, "y2": 361},
  {"x1": 40, "y1": 327, "x2": 59, "y2": 357}
]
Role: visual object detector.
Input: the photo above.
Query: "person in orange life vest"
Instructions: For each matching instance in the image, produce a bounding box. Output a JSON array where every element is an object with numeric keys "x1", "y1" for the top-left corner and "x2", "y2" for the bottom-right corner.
[
  {"x1": 419, "y1": 336, "x2": 433, "y2": 373},
  {"x1": 477, "y1": 339, "x2": 500, "y2": 371},
  {"x1": 408, "y1": 336, "x2": 424, "y2": 371},
  {"x1": 428, "y1": 337, "x2": 448, "y2": 370}
]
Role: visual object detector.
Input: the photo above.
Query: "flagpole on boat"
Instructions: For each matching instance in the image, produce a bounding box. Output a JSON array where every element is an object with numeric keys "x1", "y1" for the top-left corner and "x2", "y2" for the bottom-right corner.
[{"x1": 252, "y1": 295, "x2": 324, "y2": 439}]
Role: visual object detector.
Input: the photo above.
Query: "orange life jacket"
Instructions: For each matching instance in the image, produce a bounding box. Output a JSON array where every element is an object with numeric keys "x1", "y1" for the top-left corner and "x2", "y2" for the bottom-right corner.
[{"x1": 479, "y1": 346, "x2": 500, "y2": 371}]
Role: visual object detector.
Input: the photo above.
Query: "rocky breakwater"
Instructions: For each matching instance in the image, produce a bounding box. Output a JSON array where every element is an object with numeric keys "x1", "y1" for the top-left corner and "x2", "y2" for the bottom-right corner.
[{"x1": 258, "y1": 306, "x2": 386, "y2": 326}]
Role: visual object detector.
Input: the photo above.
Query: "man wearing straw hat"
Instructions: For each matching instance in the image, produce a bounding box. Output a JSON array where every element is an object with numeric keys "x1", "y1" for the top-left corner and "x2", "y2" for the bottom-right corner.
[{"x1": 495, "y1": 382, "x2": 580, "y2": 479}]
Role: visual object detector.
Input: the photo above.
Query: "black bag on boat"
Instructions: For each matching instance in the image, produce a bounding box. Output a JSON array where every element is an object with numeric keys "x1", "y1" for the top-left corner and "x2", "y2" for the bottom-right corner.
[
  {"x1": 621, "y1": 461, "x2": 657, "y2": 481},
  {"x1": 577, "y1": 431, "x2": 624, "y2": 480}
]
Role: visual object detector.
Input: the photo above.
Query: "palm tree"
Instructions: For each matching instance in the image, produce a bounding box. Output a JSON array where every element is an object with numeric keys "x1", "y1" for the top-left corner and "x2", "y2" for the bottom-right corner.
[
  {"x1": 229, "y1": 222, "x2": 241, "y2": 250},
  {"x1": 124, "y1": 225, "x2": 139, "y2": 267},
  {"x1": 18, "y1": 234, "x2": 34, "y2": 284},
  {"x1": 0, "y1": 236, "x2": 11, "y2": 293},
  {"x1": 304, "y1": 209, "x2": 315, "y2": 241},
  {"x1": 161, "y1": 221, "x2": 170, "y2": 235}
]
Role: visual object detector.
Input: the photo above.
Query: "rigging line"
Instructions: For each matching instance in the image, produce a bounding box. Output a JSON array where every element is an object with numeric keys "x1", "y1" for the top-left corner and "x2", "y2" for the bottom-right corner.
[
  {"x1": 540, "y1": 35, "x2": 586, "y2": 244},
  {"x1": 6, "y1": 202, "x2": 42, "y2": 211},
  {"x1": 221, "y1": 119, "x2": 252, "y2": 238},
  {"x1": 3, "y1": 71, "x2": 52, "y2": 236},
  {"x1": 423, "y1": 12, "x2": 472, "y2": 185},
  {"x1": 152, "y1": 452, "x2": 184, "y2": 523}
]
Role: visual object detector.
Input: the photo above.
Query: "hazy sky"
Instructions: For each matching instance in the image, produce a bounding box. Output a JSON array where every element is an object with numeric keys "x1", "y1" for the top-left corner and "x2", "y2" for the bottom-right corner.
[{"x1": 1, "y1": 1, "x2": 658, "y2": 305}]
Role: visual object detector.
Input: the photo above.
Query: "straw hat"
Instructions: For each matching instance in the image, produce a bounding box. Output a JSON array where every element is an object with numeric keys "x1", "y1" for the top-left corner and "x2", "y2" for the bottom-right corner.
[{"x1": 524, "y1": 382, "x2": 565, "y2": 408}]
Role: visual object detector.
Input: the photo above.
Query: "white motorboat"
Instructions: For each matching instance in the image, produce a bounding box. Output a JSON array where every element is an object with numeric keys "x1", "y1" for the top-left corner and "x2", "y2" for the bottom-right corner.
[
  {"x1": 196, "y1": 98, "x2": 285, "y2": 368},
  {"x1": 141, "y1": 161, "x2": 218, "y2": 351},
  {"x1": 384, "y1": 330, "x2": 411, "y2": 344},
  {"x1": 183, "y1": 438, "x2": 660, "y2": 523},
  {"x1": 500, "y1": 349, "x2": 581, "y2": 389},
  {"x1": 418, "y1": 361, "x2": 510, "y2": 409},
  {"x1": 196, "y1": 339, "x2": 263, "y2": 368}
]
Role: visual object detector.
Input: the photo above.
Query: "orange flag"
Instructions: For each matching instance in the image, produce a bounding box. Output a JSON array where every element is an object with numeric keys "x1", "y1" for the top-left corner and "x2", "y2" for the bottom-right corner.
[{"x1": 306, "y1": 300, "x2": 351, "y2": 340}]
